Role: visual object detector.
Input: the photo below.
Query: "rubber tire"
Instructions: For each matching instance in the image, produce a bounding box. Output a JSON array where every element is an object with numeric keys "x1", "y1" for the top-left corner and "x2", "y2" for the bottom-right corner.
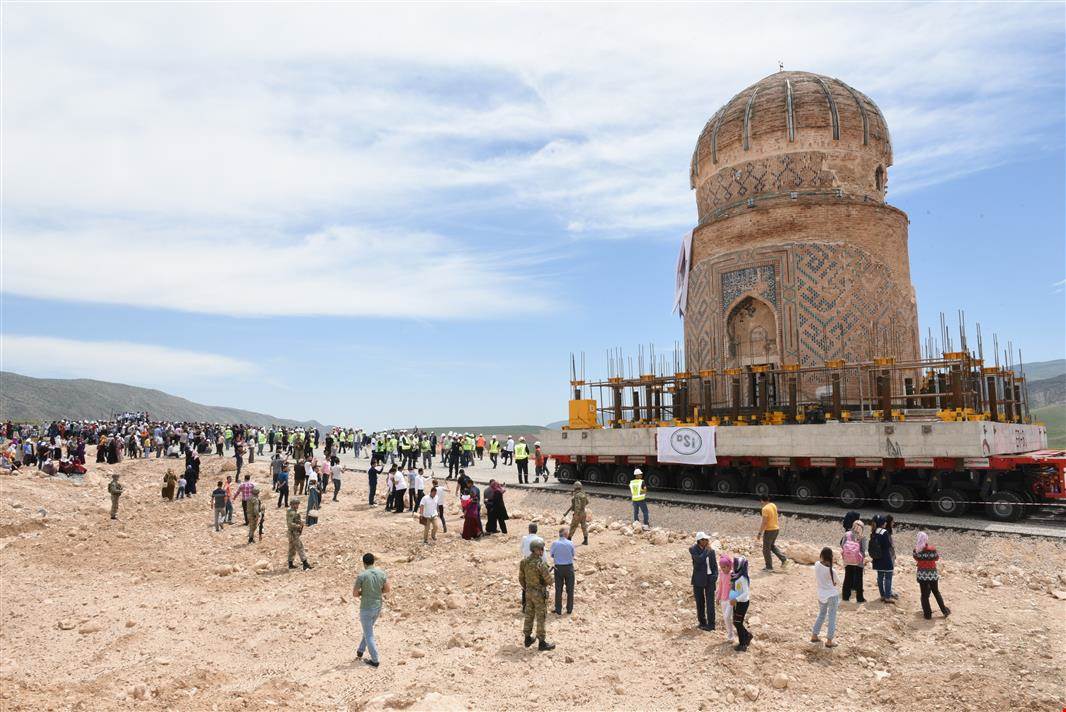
[
  {"x1": 834, "y1": 481, "x2": 868, "y2": 508},
  {"x1": 615, "y1": 468, "x2": 630, "y2": 486},
  {"x1": 583, "y1": 465, "x2": 604, "y2": 484},
  {"x1": 984, "y1": 491, "x2": 1024, "y2": 523},
  {"x1": 881, "y1": 484, "x2": 916, "y2": 514},
  {"x1": 645, "y1": 468, "x2": 667, "y2": 490},
  {"x1": 711, "y1": 472, "x2": 741, "y2": 497},
  {"x1": 791, "y1": 479, "x2": 819, "y2": 504},
  {"x1": 555, "y1": 463, "x2": 577, "y2": 484},
  {"x1": 751, "y1": 476, "x2": 778, "y2": 500},
  {"x1": 677, "y1": 473, "x2": 698, "y2": 492},
  {"x1": 931, "y1": 488, "x2": 969, "y2": 517}
]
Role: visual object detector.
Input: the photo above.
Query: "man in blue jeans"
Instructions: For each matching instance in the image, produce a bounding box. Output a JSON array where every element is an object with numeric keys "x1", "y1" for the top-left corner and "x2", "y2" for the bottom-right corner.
[
  {"x1": 354, "y1": 552, "x2": 390, "y2": 667},
  {"x1": 629, "y1": 468, "x2": 649, "y2": 526}
]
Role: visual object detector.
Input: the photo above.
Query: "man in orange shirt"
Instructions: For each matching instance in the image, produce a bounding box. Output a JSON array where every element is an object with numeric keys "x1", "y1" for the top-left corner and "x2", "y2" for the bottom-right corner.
[
  {"x1": 476, "y1": 434, "x2": 486, "y2": 461},
  {"x1": 755, "y1": 495, "x2": 788, "y2": 571}
]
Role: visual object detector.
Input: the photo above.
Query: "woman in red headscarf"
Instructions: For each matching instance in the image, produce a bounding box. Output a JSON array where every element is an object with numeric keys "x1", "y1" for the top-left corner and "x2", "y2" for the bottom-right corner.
[{"x1": 460, "y1": 489, "x2": 482, "y2": 540}]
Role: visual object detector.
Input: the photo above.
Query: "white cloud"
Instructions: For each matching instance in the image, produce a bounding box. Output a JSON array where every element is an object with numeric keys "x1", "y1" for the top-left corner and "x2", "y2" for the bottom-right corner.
[
  {"x1": 1, "y1": 334, "x2": 257, "y2": 386},
  {"x1": 1, "y1": 224, "x2": 552, "y2": 317},
  {"x1": 1, "y1": 2, "x2": 1062, "y2": 312}
]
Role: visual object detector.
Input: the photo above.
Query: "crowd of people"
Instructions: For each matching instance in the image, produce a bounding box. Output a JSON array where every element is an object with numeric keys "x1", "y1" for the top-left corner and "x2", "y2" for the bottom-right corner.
[{"x1": 5, "y1": 415, "x2": 955, "y2": 669}]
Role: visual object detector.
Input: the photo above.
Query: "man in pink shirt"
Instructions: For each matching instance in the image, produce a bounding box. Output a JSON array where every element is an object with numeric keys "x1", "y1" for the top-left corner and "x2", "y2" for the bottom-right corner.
[{"x1": 238, "y1": 474, "x2": 256, "y2": 525}]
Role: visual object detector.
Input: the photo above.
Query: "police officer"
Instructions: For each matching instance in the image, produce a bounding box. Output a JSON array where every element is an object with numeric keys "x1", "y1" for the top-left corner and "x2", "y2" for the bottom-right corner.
[
  {"x1": 562, "y1": 481, "x2": 590, "y2": 545},
  {"x1": 247, "y1": 487, "x2": 264, "y2": 544},
  {"x1": 518, "y1": 537, "x2": 555, "y2": 651},
  {"x1": 286, "y1": 499, "x2": 312, "y2": 570},
  {"x1": 107, "y1": 473, "x2": 123, "y2": 520}
]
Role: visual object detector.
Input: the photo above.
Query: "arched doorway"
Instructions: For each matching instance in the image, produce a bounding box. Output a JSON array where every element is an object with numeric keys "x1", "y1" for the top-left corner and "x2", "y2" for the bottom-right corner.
[{"x1": 725, "y1": 295, "x2": 779, "y2": 367}]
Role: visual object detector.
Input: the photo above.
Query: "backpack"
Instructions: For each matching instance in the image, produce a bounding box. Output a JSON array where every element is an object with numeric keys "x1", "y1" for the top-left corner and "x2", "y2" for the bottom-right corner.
[
  {"x1": 868, "y1": 532, "x2": 883, "y2": 560},
  {"x1": 842, "y1": 533, "x2": 863, "y2": 565}
]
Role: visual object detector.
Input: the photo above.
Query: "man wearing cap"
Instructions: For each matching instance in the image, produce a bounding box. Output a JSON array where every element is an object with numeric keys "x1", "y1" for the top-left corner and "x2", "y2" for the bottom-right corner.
[
  {"x1": 562, "y1": 481, "x2": 590, "y2": 545},
  {"x1": 519, "y1": 537, "x2": 555, "y2": 651},
  {"x1": 286, "y1": 499, "x2": 312, "y2": 570},
  {"x1": 630, "y1": 469, "x2": 649, "y2": 526},
  {"x1": 690, "y1": 532, "x2": 718, "y2": 631},
  {"x1": 247, "y1": 487, "x2": 263, "y2": 544},
  {"x1": 107, "y1": 473, "x2": 123, "y2": 520}
]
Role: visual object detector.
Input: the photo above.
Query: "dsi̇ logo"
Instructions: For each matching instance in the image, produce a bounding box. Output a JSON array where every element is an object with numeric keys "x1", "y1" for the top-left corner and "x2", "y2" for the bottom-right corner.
[{"x1": 669, "y1": 428, "x2": 703, "y2": 455}]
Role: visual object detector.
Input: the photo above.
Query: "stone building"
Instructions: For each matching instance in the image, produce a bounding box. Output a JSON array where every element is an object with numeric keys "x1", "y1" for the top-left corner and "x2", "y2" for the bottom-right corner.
[{"x1": 682, "y1": 70, "x2": 920, "y2": 396}]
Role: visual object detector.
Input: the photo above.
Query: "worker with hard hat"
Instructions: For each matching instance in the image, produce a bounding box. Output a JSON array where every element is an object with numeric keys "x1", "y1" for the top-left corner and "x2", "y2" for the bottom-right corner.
[
  {"x1": 514, "y1": 436, "x2": 530, "y2": 484},
  {"x1": 630, "y1": 468, "x2": 649, "y2": 526}
]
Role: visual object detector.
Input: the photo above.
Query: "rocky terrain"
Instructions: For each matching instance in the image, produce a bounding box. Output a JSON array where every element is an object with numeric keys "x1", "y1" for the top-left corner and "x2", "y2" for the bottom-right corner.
[{"x1": 1, "y1": 454, "x2": 1064, "y2": 711}]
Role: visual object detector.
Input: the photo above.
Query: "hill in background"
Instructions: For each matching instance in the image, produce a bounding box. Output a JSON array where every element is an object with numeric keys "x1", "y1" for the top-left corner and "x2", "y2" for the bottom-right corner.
[{"x1": 0, "y1": 371, "x2": 327, "y2": 429}]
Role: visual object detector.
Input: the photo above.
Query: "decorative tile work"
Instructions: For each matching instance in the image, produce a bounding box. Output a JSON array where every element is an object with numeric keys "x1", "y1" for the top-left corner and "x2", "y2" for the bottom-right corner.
[
  {"x1": 721, "y1": 265, "x2": 778, "y2": 313},
  {"x1": 696, "y1": 151, "x2": 833, "y2": 216}
]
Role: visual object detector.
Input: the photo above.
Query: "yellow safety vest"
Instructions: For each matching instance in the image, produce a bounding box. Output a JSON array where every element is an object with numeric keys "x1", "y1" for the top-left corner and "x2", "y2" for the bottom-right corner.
[
  {"x1": 515, "y1": 443, "x2": 528, "y2": 459},
  {"x1": 629, "y1": 479, "x2": 646, "y2": 501},
  {"x1": 489, "y1": 440, "x2": 499, "y2": 453}
]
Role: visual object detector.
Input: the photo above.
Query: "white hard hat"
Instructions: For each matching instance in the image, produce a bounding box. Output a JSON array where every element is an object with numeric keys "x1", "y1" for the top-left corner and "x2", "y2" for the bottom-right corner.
[{"x1": 634, "y1": 468, "x2": 643, "y2": 475}]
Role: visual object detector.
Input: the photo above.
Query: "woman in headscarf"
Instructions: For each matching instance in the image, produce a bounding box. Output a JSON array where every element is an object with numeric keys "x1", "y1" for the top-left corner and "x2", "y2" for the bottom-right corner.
[
  {"x1": 840, "y1": 520, "x2": 867, "y2": 603},
  {"x1": 913, "y1": 531, "x2": 950, "y2": 619},
  {"x1": 727, "y1": 555, "x2": 752, "y2": 652},
  {"x1": 484, "y1": 480, "x2": 509, "y2": 534},
  {"x1": 716, "y1": 554, "x2": 735, "y2": 644},
  {"x1": 460, "y1": 489, "x2": 481, "y2": 540},
  {"x1": 870, "y1": 514, "x2": 897, "y2": 603},
  {"x1": 162, "y1": 468, "x2": 178, "y2": 500}
]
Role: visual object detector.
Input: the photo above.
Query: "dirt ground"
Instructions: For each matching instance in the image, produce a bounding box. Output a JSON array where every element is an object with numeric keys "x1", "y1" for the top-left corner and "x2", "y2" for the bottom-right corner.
[{"x1": 1, "y1": 453, "x2": 1064, "y2": 711}]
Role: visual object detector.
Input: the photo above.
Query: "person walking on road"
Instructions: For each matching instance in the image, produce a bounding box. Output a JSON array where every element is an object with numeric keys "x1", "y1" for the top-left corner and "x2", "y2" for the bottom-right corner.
[
  {"x1": 354, "y1": 552, "x2": 390, "y2": 667},
  {"x1": 519, "y1": 537, "x2": 555, "y2": 651},
  {"x1": 550, "y1": 527, "x2": 576, "y2": 615},
  {"x1": 563, "y1": 481, "x2": 590, "y2": 545},
  {"x1": 690, "y1": 532, "x2": 718, "y2": 631},
  {"x1": 629, "y1": 469, "x2": 649, "y2": 526},
  {"x1": 756, "y1": 495, "x2": 787, "y2": 571},
  {"x1": 514, "y1": 437, "x2": 530, "y2": 483}
]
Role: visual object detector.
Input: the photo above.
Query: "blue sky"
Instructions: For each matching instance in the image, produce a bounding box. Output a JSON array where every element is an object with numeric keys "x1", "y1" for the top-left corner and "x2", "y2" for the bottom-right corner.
[{"x1": 2, "y1": 3, "x2": 1063, "y2": 429}]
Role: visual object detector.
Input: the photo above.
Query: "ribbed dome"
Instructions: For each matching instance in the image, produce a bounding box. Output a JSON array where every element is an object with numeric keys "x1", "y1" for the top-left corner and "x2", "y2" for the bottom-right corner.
[{"x1": 690, "y1": 71, "x2": 892, "y2": 189}]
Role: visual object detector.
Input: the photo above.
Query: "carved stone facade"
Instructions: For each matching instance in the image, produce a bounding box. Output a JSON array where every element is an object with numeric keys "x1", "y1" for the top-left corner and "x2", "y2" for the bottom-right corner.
[{"x1": 682, "y1": 71, "x2": 919, "y2": 399}]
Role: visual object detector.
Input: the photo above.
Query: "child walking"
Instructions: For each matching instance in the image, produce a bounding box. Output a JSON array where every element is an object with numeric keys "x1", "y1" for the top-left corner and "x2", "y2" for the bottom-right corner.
[
  {"x1": 716, "y1": 554, "x2": 735, "y2": 643},
  {"x1": 811, "y1": 546, "x2": 840, "y2": 647},
  {"x1": 728, "y1": 556, "x2": 752, "y2": 652}
]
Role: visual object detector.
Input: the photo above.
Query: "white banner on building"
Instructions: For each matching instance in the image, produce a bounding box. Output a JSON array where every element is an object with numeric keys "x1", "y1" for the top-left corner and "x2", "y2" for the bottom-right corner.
[
  {"x1": 672, "y1": 229, "x2": 694, "y2": 318},
  {"x1": 656, "y1": 426, "x2": 716, "y2": 465}
]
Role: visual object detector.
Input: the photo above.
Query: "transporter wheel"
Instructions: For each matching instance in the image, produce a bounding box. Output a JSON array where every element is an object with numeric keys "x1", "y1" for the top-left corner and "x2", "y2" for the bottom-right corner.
[
  {"x1": 881, "y1": 484, "x2": 916, "y2": 514},
  {"x1": 677, "y1": 472, "x2": 699, "y2": 492},
  {"x1": 583, "y1": 465, "x2": 604, "y2": 484},
  {"x1": 751, "y1": 476, "x2": 778, "y2": 500},
  {"x1": 985, "y1": 491, "x2": 1024, "y2": 523},
  {"x1": 791, "y1": 479, "x2": 819, "y2": 504},
  {"x1": 833, "y1": 481, "x2": 867, "y2": 508},
  {"x1": 615, "y1": 468, "x2": 631, "y2": 486},
  {"x1": 645, "y1": 468, "x2": 669, "y2": 490},
  {"x1": 930, "y1": 488, "x2": 969, "y2": 517},
  {"x1": 555, "y1": 463, "x2": 577, "y2": 484},
  {"x1": 711, "y1": 471, "x2": 741, "y2": 497}
]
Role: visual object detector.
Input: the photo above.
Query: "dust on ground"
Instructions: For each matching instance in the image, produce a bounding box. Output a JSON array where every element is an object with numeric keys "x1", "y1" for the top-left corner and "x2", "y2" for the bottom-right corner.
[{"x1": 1, "y1": 454, "x2": 1064, "y2": 711}]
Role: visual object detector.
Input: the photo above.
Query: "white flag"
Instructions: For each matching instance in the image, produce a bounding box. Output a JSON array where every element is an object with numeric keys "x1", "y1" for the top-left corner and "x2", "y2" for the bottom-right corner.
[
  {"x1": 656, "y1": 426, "x2": 716, "y2": 465},
  {"x1": 672, "y1": 230, "x2": 693, "y2": 317}
]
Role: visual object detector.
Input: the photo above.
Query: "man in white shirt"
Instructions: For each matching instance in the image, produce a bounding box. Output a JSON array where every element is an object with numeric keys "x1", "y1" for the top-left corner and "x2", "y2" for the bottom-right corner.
[
  {"x1": 331, "y1": 462, "x2": 344, "y2": 502},
  {"x1": 504, "y1": 436, "x2": 515, "y2": 466},
  {"x1": 393, "y1": 469, "x2": 407, "y2": 513},
  {"x1": 406, "y1": 468, "x2": 418, "y2": 513},
  {"x1": 419, "y1": 487, "x2": 439, "y2": 544},
  {"x1": 432, "y1": 478, "x2": 447, "y2": 533}
]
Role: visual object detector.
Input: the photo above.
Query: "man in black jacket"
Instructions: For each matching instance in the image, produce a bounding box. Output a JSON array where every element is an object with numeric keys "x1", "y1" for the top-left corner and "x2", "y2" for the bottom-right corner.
[{"x1": 690, "y1": 532, "x2": 718, "y2": 631}]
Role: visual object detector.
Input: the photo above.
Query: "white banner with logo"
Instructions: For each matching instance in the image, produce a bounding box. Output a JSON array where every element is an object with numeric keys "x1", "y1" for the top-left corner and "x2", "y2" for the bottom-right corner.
[
  {"x1": 656, "y1": 426, "x2": 716, "y2": 465},
  {"x1": 672, "y1": 229, "x2": 693, "y2": 318}
]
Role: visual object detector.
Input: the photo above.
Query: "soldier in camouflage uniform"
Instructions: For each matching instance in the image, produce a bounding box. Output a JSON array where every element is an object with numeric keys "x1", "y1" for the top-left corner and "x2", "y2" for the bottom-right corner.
[
  {"x1": 519, "y1": 538, "x2": 555, "y2": 651},
  {"x1": 286, "y1": 499, "x2": 312, "y2": 570},
  {"x1": 563, "y1": 481, "x2": 590, "y2": 545},
  {"x1": 107, "y1": 473, "x2": 123, "y2": 520},
  {"x1": 247, "y1": 487, "x2": 263, "y2": 544}
]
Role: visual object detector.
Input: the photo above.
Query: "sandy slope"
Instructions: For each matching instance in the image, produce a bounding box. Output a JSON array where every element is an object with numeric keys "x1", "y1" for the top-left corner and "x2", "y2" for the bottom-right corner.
[{"x1": 1, "y1": 454, "x2": 1064, "y2": 711}]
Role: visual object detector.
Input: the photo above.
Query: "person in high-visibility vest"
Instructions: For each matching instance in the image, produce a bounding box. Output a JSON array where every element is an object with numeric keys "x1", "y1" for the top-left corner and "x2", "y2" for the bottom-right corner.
[
  {"x1": 420, "y1": 436, "x2": 432, "y2": 470},
  {"x1": 475, "y1": 434, "x2": 486, "y2": 461},
  {"x1": 630, "y1": 468, "x2": 649, "y2": 526},
  {"x1": 257, "y1": 429, "x2": 266, "y2": 456},
  {"x1": 488, "y1": 436, "x2": 500, "y2": 469},
  {"x1": 514, "y1": 437, "x2": 530, "y2": 484}
]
